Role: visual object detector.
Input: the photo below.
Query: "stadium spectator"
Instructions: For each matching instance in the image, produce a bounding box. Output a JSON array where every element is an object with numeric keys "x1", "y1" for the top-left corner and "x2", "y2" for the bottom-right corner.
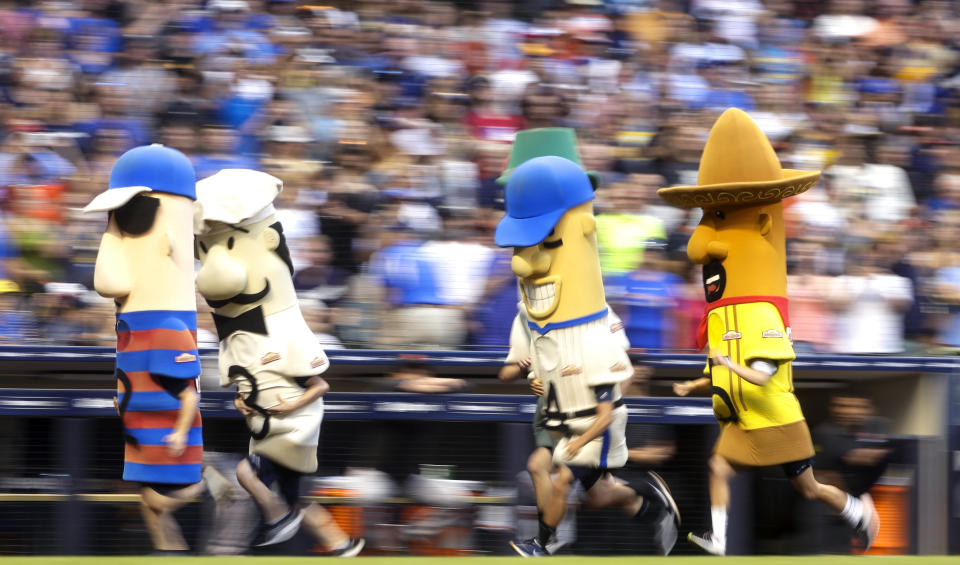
[
  {"x1": 0, "y1": 0, "x2": 957, "y2": 353},
  {"x1": 828, "y1": 247, "x2": 914, "y2": 353}
]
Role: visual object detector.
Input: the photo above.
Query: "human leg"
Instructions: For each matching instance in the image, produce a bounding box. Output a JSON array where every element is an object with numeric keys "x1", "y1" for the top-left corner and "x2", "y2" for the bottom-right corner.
[
  {"x1": 527, "y1": 447, "x2": 555, "y2": 518},
  {"x1": 689, "y1": 454, "x2": 736, "y2": 555},
  {"x1": 235, "y1": 454, "x2": 306, "y2": 547},
  {"x1": 235, "y1": 455, "x2": 289, "y2": 523},
  {"x1": 302, "y1": 503, "x2": 364, "y2": 556},
  {"x1": 790, "y1": 465, "x2": 879, "y2": 550},
  {"x1": 140, "y1": 482, "x2": 206, "y2": 551},
  {"x1": 583, "y1": 472, "x2": 641, "y2": 514},
  {"x1": 510, "y1": 464, "x2": 573, "y2": 557},
  {"x1": 585, "y1": 470, "x2": 680, "y2": 555}
]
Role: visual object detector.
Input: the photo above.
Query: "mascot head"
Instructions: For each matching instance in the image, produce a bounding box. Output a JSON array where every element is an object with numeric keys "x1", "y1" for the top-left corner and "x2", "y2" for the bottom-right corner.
[
  {"x1": 193, "y1": 169, "x2": 295, "y2": 319},
  {"x1": 657, "y1": 108, "x2": 821, "y2": 302},
  {"x1": 84, "y1": 144, "x2": 198, "y2": 312},
  {"x1": 496, "y1": 154, "x2": 605, "y2": 326}
]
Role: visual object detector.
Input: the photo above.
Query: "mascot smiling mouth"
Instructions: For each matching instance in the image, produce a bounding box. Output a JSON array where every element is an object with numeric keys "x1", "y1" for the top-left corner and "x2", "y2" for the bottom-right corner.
[{"x1": 703, "y1": 260, "x2": 726, "y2": 303}]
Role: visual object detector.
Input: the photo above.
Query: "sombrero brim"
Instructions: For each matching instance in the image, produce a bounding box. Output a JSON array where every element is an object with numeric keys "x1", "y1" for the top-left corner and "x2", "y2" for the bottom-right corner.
[{"x1": 657, "y1": 169, "x2": 820, "y2": 209}]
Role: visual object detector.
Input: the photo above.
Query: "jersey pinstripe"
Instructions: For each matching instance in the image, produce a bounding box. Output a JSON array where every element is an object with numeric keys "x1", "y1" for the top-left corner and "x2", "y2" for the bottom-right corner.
[{"x1": 507, "y1": 303, "x2": 632, "y2": 420}]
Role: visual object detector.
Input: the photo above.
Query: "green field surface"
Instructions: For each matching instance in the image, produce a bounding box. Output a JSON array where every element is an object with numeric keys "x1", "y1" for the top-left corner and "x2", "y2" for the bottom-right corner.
[{"x1": 3, "y1": 557, "x2": 959, "y2": 565}]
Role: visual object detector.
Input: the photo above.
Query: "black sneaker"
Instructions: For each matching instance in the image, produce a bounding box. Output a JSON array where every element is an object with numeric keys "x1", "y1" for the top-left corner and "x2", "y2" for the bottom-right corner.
[
  {"x1": 253, "y1": 510, "x2": 304, "y2": 547},
  {"x1": 509, "y1": 537, "x2": 549, "y2": 557},
  {"x1": 645, "y1": 471, "x2": 681, "y2": 527},
  {"x1": 642, "y1": 471, "x2": 680, "y2": 555}
]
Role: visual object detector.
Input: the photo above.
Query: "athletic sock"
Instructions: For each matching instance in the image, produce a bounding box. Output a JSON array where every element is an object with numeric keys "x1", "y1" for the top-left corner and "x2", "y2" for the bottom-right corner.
[
  {"x1": 537, "y1": 519, "x2": 556, "y2": 547},
  {"x1": 633, "y1": 494, "x2": 653, "y2": 520},
  {"x1": 265, "y1": 512, "x2": 286, "y2": 527},
  {"x1": 711, "y1": 506, "x2": 727, "y2": 548},
  {"x1": 840, "y1": 493, "x2": 864, "y2": 529}
]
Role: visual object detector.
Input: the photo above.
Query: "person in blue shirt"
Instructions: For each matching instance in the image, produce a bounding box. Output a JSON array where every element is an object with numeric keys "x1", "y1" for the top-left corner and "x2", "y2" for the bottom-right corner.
[
  {"x1": 191, "y1": 122, "x2": 259, "y2": 181},
  {"x1": 605, "y1": 240, "x2": 683, "y2": 350},
  {"x1": 466, "y1": 247, "x2": 518, "y2": 349},
  {"x1": 369, "y1": 225, "x2": 465, "y2": 349}
]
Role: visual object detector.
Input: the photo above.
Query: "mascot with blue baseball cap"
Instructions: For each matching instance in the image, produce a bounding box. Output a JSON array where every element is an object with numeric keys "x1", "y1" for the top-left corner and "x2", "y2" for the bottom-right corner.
[
  {"x1": 85, "y1": 144, "x2": 229, "y2": 554},
  {"x1": 498, "y1": 129, "x2": 679, "y2": 558}
]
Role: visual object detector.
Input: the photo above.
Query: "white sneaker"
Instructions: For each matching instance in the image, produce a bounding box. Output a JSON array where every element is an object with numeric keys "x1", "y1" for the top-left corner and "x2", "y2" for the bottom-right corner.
[
  {"x1": 688, "y1": 531, "x2": 725, "y2": 556},
  {"x1": 857, "y1": 493, "x2": 880, "y2": 551},
  {"x1": 332, "y1": 538, "x2": 365, "y2": 557}
]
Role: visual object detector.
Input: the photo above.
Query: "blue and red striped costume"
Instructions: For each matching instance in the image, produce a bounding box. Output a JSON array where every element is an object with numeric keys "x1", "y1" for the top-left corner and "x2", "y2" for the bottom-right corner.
[{"x1": 115, "y1": 310, "x2": 202, "y2": 484}]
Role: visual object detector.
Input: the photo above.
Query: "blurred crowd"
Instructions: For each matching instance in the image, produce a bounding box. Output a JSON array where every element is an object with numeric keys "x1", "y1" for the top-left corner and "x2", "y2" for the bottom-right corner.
[{"x1": 2, "y1": 0, "x2": 960, "y2": 353}]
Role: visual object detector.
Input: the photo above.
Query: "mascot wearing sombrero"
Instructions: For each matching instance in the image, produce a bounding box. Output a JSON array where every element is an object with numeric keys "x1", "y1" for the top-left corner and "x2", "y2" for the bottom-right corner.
[
  {"x1": 497, "y1": 129, "x2": 680, "y2": 557},
  {"x1": 660, "y1": 109, "x2": 879, "y2": 555},
  {"x1": 84, "y1": 144, "x2": 220, "y2": 553}
]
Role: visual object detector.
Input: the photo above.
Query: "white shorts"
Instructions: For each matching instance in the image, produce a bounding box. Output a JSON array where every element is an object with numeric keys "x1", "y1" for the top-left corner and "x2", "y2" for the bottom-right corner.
[{"x1": 552, "y1": 405, "x2": 628, "y2": 469}]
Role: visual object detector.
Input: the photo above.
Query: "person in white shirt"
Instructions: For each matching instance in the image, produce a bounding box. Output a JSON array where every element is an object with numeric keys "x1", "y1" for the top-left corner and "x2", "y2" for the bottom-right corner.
[{"x1": 828, "y1": 248, "x2": 914, "y2": 354}]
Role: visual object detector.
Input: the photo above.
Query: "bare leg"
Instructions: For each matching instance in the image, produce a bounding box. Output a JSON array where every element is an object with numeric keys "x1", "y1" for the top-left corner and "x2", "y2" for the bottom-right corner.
[
  {"x1": 140, "y1": 483, "x2": 205, "y2": 551},
  {"x1": 235, "y1": 457, "x2": 288, "y2": 522},
  {"x1": 584, "y1": 474, "x2": 642, "y2": 515},
  {"x1": 692, "y1": 454, "x2": 737, "y2": 554},
  {"x1": 541, "y1": 464, "x2": 572, "y2": 528},
  {"x1": 709, "y1": 454, "x2": 735, "y2": 509},
  {"x1": 526, "y1": 448, "x2": 555, "y2": 516},
  {"x1": 790, "y1": 467, "x2": 849, "y2": 511},
  {"x1": 302, "y1": 503, "x2": 350, "y2": 548}
]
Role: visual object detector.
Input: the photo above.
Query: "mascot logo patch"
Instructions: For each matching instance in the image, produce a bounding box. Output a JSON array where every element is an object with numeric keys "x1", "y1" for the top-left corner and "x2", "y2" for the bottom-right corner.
[
  {"x1": 722, "y1": 330, "x2": 742, "y2": 341},
  {"x1": 175, "y1": 352, "x2": 197, "y2": 363},
  {"x1": 261, "y1": 352, "x2": 282, "y2": 365},
  {"x1": 762, "y1": 329, "x2": 783, "y2": 338}
]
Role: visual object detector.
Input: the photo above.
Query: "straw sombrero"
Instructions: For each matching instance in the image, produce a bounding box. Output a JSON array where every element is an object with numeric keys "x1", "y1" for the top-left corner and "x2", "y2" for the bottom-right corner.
[{"x1": 657, "y1": 108, "x2": 820, "y2": 209}]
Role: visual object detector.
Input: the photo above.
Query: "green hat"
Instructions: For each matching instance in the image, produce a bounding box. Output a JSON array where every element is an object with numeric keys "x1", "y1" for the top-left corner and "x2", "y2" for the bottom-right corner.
[{"x1": 497, "y1": 127, "x2": 599, "y2": 188}]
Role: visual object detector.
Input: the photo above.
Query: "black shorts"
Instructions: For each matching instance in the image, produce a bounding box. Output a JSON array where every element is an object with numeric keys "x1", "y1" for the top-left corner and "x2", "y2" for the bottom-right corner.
[
  {"x1": 141, "y1": 482, "x2": 195, "y2": 497},
  {"x1": 247, "y1": 453, "x2": 302, "y2": 508},
  {"x1": 533, "y1": 395, "x2": 555, "y2": 451},
  {"x1": 781, "y1": 457, "x2": 814, "y2": 479},
  {"x1": 568, "y1": 465, "x2": 605, "y2": 491}
]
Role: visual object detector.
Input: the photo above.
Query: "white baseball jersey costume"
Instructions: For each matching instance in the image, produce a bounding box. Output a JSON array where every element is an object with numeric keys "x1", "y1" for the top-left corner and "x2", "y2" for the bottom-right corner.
[
  {"x1": 506, "y1": 304, "x2": 632, "y2": 468},
  {"x1": 220, "y1": 304, "x2": 329, "y2": 473}
]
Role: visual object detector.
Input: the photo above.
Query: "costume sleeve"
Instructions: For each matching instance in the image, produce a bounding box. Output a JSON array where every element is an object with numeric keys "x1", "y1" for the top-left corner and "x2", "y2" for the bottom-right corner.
[
  {"x1": 607, "y1": 305, "x2": 630, "y2": 351},
  {"x1": 743, "y1": 303, "x2": 795, "y2": 363},
  {"x1": 504, "y1": 313, "x2": 531, "y2": 364}
]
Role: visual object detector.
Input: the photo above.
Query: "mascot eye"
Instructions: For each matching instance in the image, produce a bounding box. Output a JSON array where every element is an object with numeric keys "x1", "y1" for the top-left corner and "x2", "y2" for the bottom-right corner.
[
  {"x1": 114, "y1": 194, "x2": 160, "y2": 235},
  {"x1": 227, "y1": 237, "x2": 235, "y2": 250},
  {"x1": 198, "y1": 241, "x2": 207, "y2": 254},
  {"x1": 714, "y1": 210, "x2": 726, "y2": 220}
]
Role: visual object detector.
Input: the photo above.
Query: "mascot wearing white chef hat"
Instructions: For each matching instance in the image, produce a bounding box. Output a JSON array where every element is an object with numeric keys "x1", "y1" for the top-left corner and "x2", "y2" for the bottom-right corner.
[{"x1": 195, "y1": 169, "x2": 363, "y2": 554}]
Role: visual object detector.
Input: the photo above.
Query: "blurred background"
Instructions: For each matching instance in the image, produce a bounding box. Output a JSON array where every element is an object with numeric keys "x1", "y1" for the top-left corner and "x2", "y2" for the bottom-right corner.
[{"x1": 0, "y1": 0, "x2": 959, "y2": 558}]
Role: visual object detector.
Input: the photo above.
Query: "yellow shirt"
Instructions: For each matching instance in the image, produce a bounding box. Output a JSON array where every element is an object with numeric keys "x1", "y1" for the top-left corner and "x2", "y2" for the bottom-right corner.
[
  {"x1": 704, "y1": 301, "x2": 805, "y2": 430},
  {"x1": 596, "y1": 213, "x2": 666, "y2": 274}
]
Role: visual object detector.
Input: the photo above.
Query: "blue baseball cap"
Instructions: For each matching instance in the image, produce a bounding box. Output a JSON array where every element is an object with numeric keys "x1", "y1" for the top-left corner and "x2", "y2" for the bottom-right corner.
[
  {"x1": 84, "y1": 144, "x2": 197, "y2": 213},
  {"x1": 495, "y1": 155, "x2": 594, "y2": 248}
]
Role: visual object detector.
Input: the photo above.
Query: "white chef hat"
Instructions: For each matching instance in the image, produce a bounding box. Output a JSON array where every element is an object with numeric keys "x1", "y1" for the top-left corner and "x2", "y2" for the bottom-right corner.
[{"x1": 194, "y1": 169, "x2": 283, "y2": 236}]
